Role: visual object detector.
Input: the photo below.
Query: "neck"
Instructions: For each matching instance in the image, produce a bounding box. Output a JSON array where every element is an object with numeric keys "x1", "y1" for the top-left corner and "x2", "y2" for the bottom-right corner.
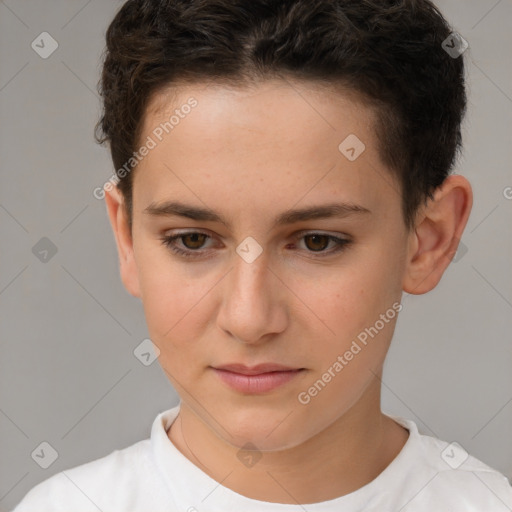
[{"x1": 168, "y1": 378, "x2": 409, "y2": 504}]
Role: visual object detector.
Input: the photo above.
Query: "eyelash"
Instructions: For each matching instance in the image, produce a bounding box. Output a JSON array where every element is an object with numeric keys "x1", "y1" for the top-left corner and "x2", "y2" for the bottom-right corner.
[{"x1": 159, "y1": 231, "x2": 351, "y2": 259}]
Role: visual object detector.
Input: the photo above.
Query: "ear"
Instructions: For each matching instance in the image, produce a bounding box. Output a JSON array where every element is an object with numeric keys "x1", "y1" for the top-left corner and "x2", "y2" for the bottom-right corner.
[
  {"x1": 403, "y1": 174, "x2": 473, "y2": 295},
  {"x1": 104, "y1": 186, "x2": 141, "y2": 298}
]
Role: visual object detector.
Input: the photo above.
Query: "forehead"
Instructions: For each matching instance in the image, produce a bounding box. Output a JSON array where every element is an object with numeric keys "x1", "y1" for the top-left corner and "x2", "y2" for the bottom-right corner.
[
  {"x1": 133, "y1": 79, "x2": 400, "y2": 222},
  {"x1": 145, "y1": 78, "x2": 376, "y2": 141}
]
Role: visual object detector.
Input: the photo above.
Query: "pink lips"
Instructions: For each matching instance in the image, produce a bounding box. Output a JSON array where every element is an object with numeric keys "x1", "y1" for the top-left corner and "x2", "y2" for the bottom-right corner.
[{"x1": 211, "y1": 363, "x2": 305, "y2": 393}]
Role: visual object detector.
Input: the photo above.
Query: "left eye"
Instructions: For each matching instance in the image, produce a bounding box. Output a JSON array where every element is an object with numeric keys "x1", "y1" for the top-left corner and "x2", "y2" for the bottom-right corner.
[
  {"x1": 160, "y1": 231, "x2": 351, "y2": 258},
  {"x1": 160, "y1": 232, "x2": 213, "y2": 257},
  {"x1": 299, "y1": 233, "x2": 344, "y2": 252}
]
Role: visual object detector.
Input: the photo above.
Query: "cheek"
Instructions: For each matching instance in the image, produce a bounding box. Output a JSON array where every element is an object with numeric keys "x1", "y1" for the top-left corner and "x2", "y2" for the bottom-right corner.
[
  {"x1": 297, "y1": 263, "x2": 401, "y2": 415},
  {"x1": 141, "y1": 274, "x2": 207, "y2": 339},
  {"x1": 135, "y1": 243, "x2": 211, "y2": 346},
  {"x1": 137, "y1": 265, "x2": 214, "y2": 384},
  {"x1": 304, "y1": 241, "x2": 404, "y2": 372},
  {"x1": 320, "y1": 262, "x2": 399, "y2": 336}
]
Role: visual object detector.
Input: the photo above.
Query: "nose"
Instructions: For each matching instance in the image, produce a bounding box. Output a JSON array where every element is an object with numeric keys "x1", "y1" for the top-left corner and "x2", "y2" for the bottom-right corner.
[{"x1": 216, "y1": 248, "x2": 288, "y2": 345}]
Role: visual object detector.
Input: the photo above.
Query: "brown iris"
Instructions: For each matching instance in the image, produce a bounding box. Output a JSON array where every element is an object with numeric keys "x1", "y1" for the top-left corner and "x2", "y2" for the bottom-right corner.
[
  {"x1": 181, "y1": 233, "x2": 208, "y2": 249},
  {"x1": 303, "y1": 234, "x2": 330, "y2": 252}
]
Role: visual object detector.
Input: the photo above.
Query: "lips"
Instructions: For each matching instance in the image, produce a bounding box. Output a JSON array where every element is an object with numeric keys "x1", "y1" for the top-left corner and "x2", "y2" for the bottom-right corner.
[
  {"x1": 212, "y1": 363, "x2": 304, "y2": 375},
  {"x1": 211, "y1": 363, "x2": 306, "y2": 393}
]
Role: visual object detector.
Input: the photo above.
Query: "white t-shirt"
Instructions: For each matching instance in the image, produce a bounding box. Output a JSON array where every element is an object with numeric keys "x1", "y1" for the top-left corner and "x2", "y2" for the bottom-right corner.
[{"x1": 12, "y1": 403, "x2": 512, "y2": 511}]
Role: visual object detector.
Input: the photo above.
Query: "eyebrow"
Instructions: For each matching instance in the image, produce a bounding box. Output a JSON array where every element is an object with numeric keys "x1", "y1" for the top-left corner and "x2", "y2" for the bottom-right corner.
[{"x1": 143, "y1": 200, "x2": 371, "y2": 229}]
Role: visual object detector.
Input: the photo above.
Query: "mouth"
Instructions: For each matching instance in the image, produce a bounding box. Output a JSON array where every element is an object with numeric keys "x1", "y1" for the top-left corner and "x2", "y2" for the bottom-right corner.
[
  {"x1": 212, "y1": 362, "x2": 305, "y2": 374},
  {"x1": 210, "y1": 364, "x2": 306, "y2": 394}
]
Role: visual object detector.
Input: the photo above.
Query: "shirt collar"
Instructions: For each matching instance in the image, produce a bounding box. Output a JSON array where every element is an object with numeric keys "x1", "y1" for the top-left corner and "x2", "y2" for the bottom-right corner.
[{"x1": 150, "y1": 401, "x2": 421, "y2": 511}]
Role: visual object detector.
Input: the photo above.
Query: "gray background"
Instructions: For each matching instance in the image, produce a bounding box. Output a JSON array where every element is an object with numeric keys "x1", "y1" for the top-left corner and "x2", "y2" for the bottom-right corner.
[{"x1": 1, "y1": 0, "x2": 511, "y2": 509}]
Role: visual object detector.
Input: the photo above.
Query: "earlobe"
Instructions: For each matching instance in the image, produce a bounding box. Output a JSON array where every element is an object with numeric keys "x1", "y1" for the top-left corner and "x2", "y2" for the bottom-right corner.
[
  {"x1": 402, "y1": 174, "x2": 473, "y2": 295},
  {"x1": 104, "y1": 186, "x2": 142, "y2": 299}
]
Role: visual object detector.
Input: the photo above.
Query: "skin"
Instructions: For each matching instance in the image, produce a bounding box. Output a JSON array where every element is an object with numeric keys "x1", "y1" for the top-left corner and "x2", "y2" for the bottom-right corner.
[{"x1": 104, "y1": 79, "x2": 472, "y2": 504}]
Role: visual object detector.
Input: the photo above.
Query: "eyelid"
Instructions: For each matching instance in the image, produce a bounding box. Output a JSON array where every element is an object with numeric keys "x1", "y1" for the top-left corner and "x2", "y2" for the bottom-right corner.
[
  {"x1": 163, "y1": 228, "x2": 350, "y2": 240},
  {"x1": 161, "y1": 229, "x2": 217, "y2": 250},
  {"x1": 160, "y1": 229, "x2": 352, "y2": 259},
  {"x1": 293, "y1": 229, "x2": 350, "y2": 239}
]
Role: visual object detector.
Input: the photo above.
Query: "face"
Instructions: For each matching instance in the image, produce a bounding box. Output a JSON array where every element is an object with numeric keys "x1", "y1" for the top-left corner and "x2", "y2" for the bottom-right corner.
[{"x1": 118, "y1": 79, "x2": 411, "y2": 451}]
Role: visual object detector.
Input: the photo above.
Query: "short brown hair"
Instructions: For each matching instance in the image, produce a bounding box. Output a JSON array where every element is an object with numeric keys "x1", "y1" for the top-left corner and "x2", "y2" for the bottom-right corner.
[{"x1": 94, "y1": 0, "x2": 467, "y2": 232}]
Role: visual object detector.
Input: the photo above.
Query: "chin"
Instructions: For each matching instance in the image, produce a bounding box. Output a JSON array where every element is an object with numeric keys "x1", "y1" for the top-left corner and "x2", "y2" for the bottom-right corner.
[{"x1": 214, "y1": 409, "x2": 318, "y2": 453}]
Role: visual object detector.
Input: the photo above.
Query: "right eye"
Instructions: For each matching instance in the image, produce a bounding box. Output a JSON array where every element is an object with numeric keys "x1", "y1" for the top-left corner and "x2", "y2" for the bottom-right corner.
[{"x1": 160, "y1": 231, "x2": 213, "y2": 258}]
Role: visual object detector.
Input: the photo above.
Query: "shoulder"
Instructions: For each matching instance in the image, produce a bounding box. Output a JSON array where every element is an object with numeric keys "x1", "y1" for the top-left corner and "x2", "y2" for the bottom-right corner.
[
  {"x1": 12, "y1": 439, "x2": 156, "y2": 512},
  {"x1": 393, "y1": 416, "x2": 512, "y2": 510}
]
